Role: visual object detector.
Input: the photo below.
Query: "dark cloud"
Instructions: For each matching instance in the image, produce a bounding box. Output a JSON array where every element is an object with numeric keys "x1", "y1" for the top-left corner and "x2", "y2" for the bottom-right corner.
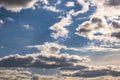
[
  {"x1": 105, "y1": 0, "x2": 120, "y2": 6},
  {"x1": 61, "y1": 65, "x2": 88, "y2": 71},
  {"x1": 0, "y1": 53, "x2": 89, "y2": 69},
  {"x1": 112, "y1": 21, "x2": 120, "y2": 29},
  {"x1": 91, "y1": 17, "x2": 102, "y2": 23},
  {"x1": 63, "y1": 69, "x2": 120, "y2": 77},
  {"x1": 111, "y1": 32, "x2": 120, "y2": 39},
  {"x1": 78, "y1": 28, "x2": 91, "y2": 33},
  {"x1": 0, "y1": 0, "x2": 37, "y2": 12}
]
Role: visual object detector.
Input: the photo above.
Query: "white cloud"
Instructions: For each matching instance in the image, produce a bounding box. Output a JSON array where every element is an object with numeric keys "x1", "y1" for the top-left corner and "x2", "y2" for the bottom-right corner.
[
  {"x1": 65, "y1": 1, "x2": 75, "y2": 7},
  {"x1": 43, "y1": 6, "x2": 61, "y2": 12},
  {"x1": 0, "y1": 19, "x2": 4, "y2": 24},
  {"x1": 76, "y1": 17, "x2": 120, "y2": 42},
  {"x1": 27, "y1": 42, "x2": 66, "y2": 54},
  {"x1": 23, "y1": 24, "x2": 33, "y2": 30},
  {"x1": 49, "y1": 14, "x2": 72, "y2": 39},
  {"x1": 0, "y1": 0, "x2": 38, "y2": 12}
]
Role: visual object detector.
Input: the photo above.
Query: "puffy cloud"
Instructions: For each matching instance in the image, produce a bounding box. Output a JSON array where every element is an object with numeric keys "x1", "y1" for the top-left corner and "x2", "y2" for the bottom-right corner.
[
  {"x1": 0, "y1": 0, "x2": 37, "y2": 12},
  {"x1": 76, "y1": 17, "x2": 120, "y2": 42},
  {"x1": 65, "y1": 1, "x2": 75, "y2": 7},
  {"x1": 49, "y1": 14, "x2": 72, "y2": 39},
  {"x1": 27, "y1": 42, "x2": 66, "y2": 54},
  {"x1": 0, "y1": 19, "x2": 4, "y2": 24},
  {"x1": 23, "y1": 24, "x2": 33, "y2": 30},
  {"x1": 43, "y1": 6, "x2": 61, "y2": 12}
]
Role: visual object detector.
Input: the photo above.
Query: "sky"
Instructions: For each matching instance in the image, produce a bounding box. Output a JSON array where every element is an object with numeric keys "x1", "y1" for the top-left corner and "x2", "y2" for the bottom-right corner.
[{"x1": 0, "y1": 0, "x2": 120, "y2": 79}]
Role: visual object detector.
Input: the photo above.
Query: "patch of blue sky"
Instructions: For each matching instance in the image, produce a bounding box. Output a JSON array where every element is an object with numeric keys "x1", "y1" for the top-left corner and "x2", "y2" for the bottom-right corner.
[{"x1": 0, "y1": 8, "x2": 62, "y2": 56}]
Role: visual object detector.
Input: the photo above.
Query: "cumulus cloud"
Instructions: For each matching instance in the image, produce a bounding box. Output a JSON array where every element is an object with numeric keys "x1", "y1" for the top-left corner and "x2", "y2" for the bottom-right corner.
[
  {"x1": 49, "y1": 14, "x2": 72, "y2": 39},
  {"x1": 23, "y1": 24, "x2": 33, "y2": 30},
  {"x1": 0, "y1": 19, "x2": 4, "y2": 24},
  {"x1": 0, "y1": 0, "x2": 37, "y2": 12},
  {"x1": 27, "y1": 42, "x2": 66, "y2": 54},
  {"x1": 76, "y1": 17, "x2": 120, "y2": 42},
  {"x1": 65, "y1": 1, "x2": 75, "y2": 7}
]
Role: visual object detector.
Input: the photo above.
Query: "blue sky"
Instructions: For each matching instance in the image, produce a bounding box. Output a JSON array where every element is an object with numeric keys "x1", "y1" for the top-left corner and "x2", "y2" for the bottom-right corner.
[{"x1": 0, "y1": 0, "x2": 120, "y2": 79}]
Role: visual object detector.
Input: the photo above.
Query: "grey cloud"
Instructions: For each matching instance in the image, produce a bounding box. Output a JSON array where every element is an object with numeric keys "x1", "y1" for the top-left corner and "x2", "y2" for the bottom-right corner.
[
  {"x1": 0, "y1": 53, "x2": 89, "y2": 69},
  {"x1": 112, "y1": 21, "x2": 120, "y2": 29},
  {"x1": 61, "y1": 65, "x2": 88, "y2": 71},
  {"x1": 91, "y1": 17, "x2": 102, "y2": 23},
  {"x1": 0, "y1": 0, "x2": 37, "y2": 12},
  {"x1": 78, "y1": 28, "x2": 91, "y2": 33},
  {"x1": 111, "y1": 32, "x2": 120, "y2": 39},
  {"x1": 105, "y1": 0, "x2": 120, "y2": 6},
  {"x1": 63, "y1": 69, "x2": 120, "y2": 77}
]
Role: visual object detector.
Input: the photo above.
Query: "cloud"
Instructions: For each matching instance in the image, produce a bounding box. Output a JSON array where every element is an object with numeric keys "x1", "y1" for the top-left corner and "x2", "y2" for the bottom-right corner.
[
  {"x1": 76, "y1": 17, "x2": 120, "y2": 42},
  {"x1": 0, "y1": 53, "x2": 89, "y2": 68},
  {"x1": 49, "y1": 14, "x2": 72, "y2": 39},
  {"x1": 105, "y1": 0, "x2": 120, "y2": 6},
  {"x1": 91, "y1": 0, "x2": 120, "y2": 19},
  {"x1": 43, "y1": 6, "x2": 61, "y2": 12},
  {"x1": 27, "y1": 42, "x2": 66, "y2": 54},
  {"x1": 0, "y1": 0, "x2": 37, "y2": 12},
  {"x1": 0, "y1": 68, "x2": 32, "y2": 80},
  {"x1": 23, "y1": 24, "x2": 33, "y2": 30},
  {"x1": 65, "y1": 1, "x2": 75, "y2": 7},
  {"x1": 0, "y1": 68, "x2": 120, "y2": 80},
  {"x1": 6, "y1": 17, "x2": 15, "y2": 22},
  {"x1": 63, "y1": 69, "x2": 120, "y2": 77},
  {"x1": 0, "y1": 19, "x2": 4, "y2": 24}
]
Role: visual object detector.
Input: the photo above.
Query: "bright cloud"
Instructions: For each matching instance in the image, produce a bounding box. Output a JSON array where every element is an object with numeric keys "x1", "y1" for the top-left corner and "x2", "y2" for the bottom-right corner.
[{"x1": 49, "y1": 14, "x2": 72, "y2": 39}]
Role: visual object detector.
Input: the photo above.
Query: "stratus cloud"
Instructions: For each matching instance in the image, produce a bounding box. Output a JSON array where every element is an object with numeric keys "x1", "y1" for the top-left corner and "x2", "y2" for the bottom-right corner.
[
  {"x1": 76, "y1": 17, "x2": 120, "y2": 42},
  {"x1": 0, "y1": 0, "x2": 37, "y2": 12}
]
